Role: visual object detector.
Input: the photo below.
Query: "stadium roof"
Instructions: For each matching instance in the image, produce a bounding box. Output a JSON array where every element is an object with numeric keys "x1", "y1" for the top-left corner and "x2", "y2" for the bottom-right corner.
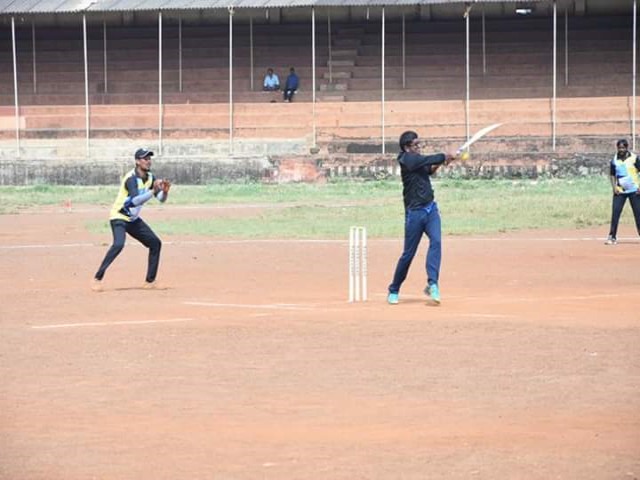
[{"x1": 0, "y1": 0, "x2": 548, "y2": 15}]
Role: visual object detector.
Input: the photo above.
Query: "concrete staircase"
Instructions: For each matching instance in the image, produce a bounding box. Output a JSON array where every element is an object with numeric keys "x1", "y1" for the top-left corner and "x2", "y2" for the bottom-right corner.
[{"x1": 317, "y1": 26, "x2": 365, "y2": 102}]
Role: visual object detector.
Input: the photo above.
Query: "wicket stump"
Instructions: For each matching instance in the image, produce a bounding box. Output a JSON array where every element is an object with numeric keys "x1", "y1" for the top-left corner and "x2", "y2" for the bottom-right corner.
[{"x1": 349, "y1": 226, "x2": 367, "y2": 302}]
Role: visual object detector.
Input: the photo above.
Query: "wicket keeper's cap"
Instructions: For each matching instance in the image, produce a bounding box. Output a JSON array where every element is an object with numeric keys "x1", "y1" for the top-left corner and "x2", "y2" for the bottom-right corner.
[{"x1": 134, "y1": 148, "x2": 154, "y2": 159}]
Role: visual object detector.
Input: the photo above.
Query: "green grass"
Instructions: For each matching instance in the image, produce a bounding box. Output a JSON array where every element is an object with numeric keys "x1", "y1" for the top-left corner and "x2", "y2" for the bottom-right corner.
[
  {"x1": 0, "y1": 185, "x2": 116, "y2": 212},
  {"x1": 0, "y1": 181, "x2": 394, "y2": 211},
  {"x1": 0, "y1": 177, "x2": 623, "y2": 238}
]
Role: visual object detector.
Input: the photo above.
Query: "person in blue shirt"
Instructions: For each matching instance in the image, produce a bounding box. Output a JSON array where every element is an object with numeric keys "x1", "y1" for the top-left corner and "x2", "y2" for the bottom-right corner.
[
  {"x1": 605, "y1": 138, "x2": 640, "y2": 245},
  {"x1": 283, "y1": 67, "x2": 299, "y2": 102}
]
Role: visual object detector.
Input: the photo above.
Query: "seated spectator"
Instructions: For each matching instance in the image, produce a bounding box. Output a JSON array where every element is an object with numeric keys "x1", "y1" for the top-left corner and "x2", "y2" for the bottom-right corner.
[
  {"x1": 263, "y1": 68, "x2": 280, "y2": 91},
  {"x1": 283, "y1": 67, "x2": 299, "y2": 102}
]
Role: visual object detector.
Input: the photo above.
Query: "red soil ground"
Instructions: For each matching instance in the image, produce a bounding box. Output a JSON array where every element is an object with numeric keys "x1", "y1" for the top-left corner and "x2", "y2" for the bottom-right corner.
[{"x1": 0, "y1": 205, "x2": 639, "y2": 480}]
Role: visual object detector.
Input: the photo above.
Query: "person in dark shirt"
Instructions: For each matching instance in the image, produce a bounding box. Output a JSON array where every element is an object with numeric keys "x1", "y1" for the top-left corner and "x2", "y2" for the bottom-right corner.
[
  {"x1": 387, "y1": 131, "x2": 458, "y2": 305},
  {"x1": 283, "y1": 67, "x2": 299, "y2": 102}
]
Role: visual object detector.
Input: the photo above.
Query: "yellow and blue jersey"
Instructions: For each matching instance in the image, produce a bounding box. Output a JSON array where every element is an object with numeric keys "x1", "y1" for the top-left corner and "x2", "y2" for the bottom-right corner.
[
  {"x1": 610, "y1": 152, "x2": 640, "y2": 194},
  {"x1": 109, "y1": 169, "x2": 157, "y2": 222}
]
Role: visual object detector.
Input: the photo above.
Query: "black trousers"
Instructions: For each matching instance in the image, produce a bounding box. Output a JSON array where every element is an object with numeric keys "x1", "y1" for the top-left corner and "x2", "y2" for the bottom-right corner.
[
  {"x1": 608, "y1": 193, "x2": 640, "y2": 238},
  {"x1": 283, "y1": 88, "x2": 296, "y2": 101},
  {"x1": 94, "y1": 218, "x2": 162, "y2": 283}
]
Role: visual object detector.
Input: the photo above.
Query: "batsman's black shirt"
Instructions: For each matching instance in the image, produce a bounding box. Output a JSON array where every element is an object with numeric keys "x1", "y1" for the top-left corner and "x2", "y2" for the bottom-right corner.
[{"x1": 398, "y1": 151, "x2": 446, "y2": 211}]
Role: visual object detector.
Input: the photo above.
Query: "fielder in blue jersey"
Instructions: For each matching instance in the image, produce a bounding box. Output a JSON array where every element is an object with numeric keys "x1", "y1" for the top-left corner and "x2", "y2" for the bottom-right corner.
[
  {"x1": 605, "y1": 139, "x2": 640, "y2": 245},
  {"x1": 92, "y1": 148, "x2": 171, "y2": 291}
]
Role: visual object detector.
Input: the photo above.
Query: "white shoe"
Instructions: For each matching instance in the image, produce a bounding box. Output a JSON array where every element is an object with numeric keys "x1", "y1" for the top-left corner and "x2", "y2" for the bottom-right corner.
[
  {"x1": 91, "y1": 278, "x2": 103, "y2": 292},
  {"x1": 143, "y1": 281, "x2": 167, "y2": 290}
]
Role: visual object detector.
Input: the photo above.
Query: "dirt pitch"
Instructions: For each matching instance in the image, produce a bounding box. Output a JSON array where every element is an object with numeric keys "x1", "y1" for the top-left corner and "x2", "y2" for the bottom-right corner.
[{"x1": 1, "y1": 204, "x2": 639, "y2": 480}]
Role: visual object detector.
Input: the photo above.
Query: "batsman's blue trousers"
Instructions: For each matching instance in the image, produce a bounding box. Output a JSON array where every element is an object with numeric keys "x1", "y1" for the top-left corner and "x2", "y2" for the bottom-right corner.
[{"x1": 388, "y1": 203, "x2": 442, "y2": 294}]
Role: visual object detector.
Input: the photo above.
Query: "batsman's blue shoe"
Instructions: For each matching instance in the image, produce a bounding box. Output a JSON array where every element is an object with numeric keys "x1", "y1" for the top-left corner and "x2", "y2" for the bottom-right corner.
[
  {"x1": 425, "y1": 284, "x2": 441, "y2": 305},
  {"x1": 387, "y1": 292, "x2": 399, "y2": 305}
]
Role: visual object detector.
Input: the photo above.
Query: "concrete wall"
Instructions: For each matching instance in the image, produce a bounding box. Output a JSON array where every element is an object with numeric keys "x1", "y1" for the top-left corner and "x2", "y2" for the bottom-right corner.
[
  {"x1": 0, "y1": 150, "x2": 612, "y2": 184},
  {"x1": 0, "y1": 156, "x2": 275, "y2": 185},
  {"x1": 0, "y1": 134, "x2": 617, "y2": 184}
]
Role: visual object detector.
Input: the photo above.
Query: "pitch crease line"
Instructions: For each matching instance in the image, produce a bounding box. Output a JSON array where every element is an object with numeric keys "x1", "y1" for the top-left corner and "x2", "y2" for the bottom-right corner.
[
  {"x1": 391, "y1": 292, "x2": 626, "y2": 302},
  {"x1": 460, "y1": 293, "x2": 626, "y2": 302},
  {"x1": 31, "y1": 318, "x2": 194, "y2": 329},
  {"x1": 185, "y1": 301, "x2": 315, "y2": 311},
  {"x1": 0, "y1": 242, "x2": 94, "y2": 250},
  {"x1": 3, "y1": 237, "x2": 639, "y2": 251}
]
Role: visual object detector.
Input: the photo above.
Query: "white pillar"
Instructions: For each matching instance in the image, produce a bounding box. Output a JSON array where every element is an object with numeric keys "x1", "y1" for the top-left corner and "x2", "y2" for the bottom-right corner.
[
  {"x1": 564, "y1": 8, "x2": 568, "y2": 86},
  {"x1": 381, "y1": 6, "x2": 385, "y2": 155},
  {"x1": 103, "y1": 20, "x2": 108, "y2": 93},
  {"x1": 229, "y1": 7, "x2": 234, "y2": 155},
  {"x1": 482, "y1": 8, "x2": 487, "y2": 75},
  {"x1": 402, "y1": 12, "x2": 406, "y2": 88},
  {"x1": 83, "y1": 14, "x2": 90, "y2": 154},
  {"x1": 328, "y1": 9, "x2": 332, "y2": 83},
  {"x1": 158, "y1": 12, "x2": 163, "y2": 155},
  {"x1": 634, "y1": 0, "x2": 637, "y2": 150},
  {"x1": 11, "y1": 17, "x2": 20, "y2": 157},
  {"x1": 249, "y1": 16, "x2": 254, "y2": 91},
  {"x1": 552, "y1": 0, "x2": 557, "y2": 151},
  {"x1": 465, "y1": 6, "x2": 470, "y2": 142},
  {"x1": 32, "y1": 21, "x2": 37, "y2": 93},
  {"x1": 312, "y1": 6, "x2": 317, "y2": 149},
  {"x1": 178, "y1": 16, "x2": 183, "y2": 93}
]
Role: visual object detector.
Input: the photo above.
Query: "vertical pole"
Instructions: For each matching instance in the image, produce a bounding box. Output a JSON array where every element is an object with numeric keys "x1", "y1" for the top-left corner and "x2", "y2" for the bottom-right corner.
[
  {"x1": 32, "y1": 21, "x2": 37, "y2": 93},
  {"x1": 564, "y1": 8, "x2": 568, "y2": 86},
  {"x1": 328, "y1": 9, "x2": 332, "y2": 83},
  {"x1": 229, "y1": 7, "x2": 234, "y2": 155},
  {"x1": 158, "y1": 12, "x2": 163, "y2": 155},
  {"x1": 634, "y1": 0, "x2": 637, "y2": 150},
  {"x1": 312, "y1": 6, "x2": 317, "y2": 149},
  {"x1": 402, "y1": 12, "x2": 406, "y2": 89},
  {"x1": 482, "y1": 8, "x2": 487, "y2": 75},
  {"x1": 11, "y1": 17, "x2": 20, "y2": 157},
  {"x1": 354, "y1": 227, "x2": 360, "y2": 302},
  {"x1": 178, "y1": 15, "x2": 183, "y2": 92},
  {"x1": 552, "y1": 0, "x2": 557, "y2": 151},
  {"x1": 349, "y1": 227, "x2": 354, "y2": 302},
  {"x1": 103, "y1": 20, "x2": 108, "y2": 93},
  {"x1": 249, "y1": 16, "x2": 254, "y2": 91},
  {"x1": 382, "y1": 6, "x2": 385, "y2": 155},
  {"x1": 465, "y1": 6, "x2": 470, "y2": 142},
  {"x1": 361, "y1": 228, "x2": 367, "y2": 302},
  {"x1": 83, "y1": 14, "x2": 90, "y2": 154}
]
